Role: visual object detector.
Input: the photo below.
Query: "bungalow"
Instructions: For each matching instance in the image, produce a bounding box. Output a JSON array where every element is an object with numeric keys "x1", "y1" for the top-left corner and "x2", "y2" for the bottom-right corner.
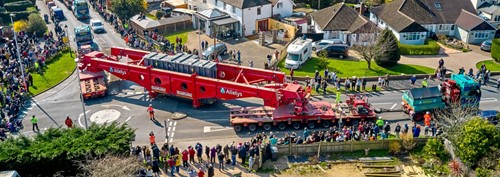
[
  {"x1": 310, "y1": 3, "x2": 379, "y2": 46},
  {"x1": 369, "y1": 0, "x2": 490, "y2": 45},
  {"x1": 192, "y1": 0, "x2": 294, "y2": 36},
  {"x1": 477, "y1": 2, "x2": 500, "y2": 27},
  {"x1": 455, "y1": 10, "x2": 497, "y2": 44}
]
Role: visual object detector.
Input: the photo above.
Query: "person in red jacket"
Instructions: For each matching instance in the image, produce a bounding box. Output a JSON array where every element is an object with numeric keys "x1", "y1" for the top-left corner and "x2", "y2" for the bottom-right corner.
[
  {"x1": 168, "y1": 157, "x2": 175, "y2": 176},
  {"x1": 182, "y1": 149, "x2": 189, "y2": 167},
  {"x1": 147, "y1": 104, "x2": 155, "y2": 120},
  {"x1": 197, "y1": 168, "x2": 205, "y2": 177},
  {"x1": 189, "y1": 146, "x2": 196, "y2": 164},
  {"x1": 65, "y1": 115, "x2": 73, "y2": 128}
]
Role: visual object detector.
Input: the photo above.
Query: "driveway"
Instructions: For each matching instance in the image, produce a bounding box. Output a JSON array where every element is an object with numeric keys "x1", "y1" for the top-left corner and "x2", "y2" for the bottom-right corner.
[{"x1": 184, "y1": 31, "x2": 285, "y2": 68}]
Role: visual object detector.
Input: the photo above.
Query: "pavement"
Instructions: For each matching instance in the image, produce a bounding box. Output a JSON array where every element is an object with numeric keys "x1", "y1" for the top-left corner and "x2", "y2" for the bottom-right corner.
[{"x1": 17, "y1": 0, "x2": 500, "y2": 155}]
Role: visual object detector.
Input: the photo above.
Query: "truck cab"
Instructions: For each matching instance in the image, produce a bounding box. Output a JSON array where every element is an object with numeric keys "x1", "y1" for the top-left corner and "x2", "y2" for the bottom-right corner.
[
  {"x1": 74, "y1": 25, "x2": 98, "y2": 51},
  {"x1": 285, "y1": 38, "x2": 312, "y2": 69},
  {"x1": 72, "y1": 0, "x2": 89, "y2": 20},
  {"x1": 441, "y1": 74, "x2": 481, "y2": 107}
]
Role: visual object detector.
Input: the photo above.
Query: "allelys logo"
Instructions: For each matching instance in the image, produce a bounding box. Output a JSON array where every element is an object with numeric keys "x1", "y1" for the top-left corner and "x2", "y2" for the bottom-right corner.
[
  {"x1": 109, "y1": 67, "x2": 126, "y2": 75},
  {"x1": 220, "y1": 88, "x2": 242, "y2": 97}
]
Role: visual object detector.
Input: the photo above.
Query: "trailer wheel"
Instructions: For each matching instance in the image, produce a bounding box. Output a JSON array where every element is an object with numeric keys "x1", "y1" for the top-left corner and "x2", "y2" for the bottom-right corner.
[
  {"x1": 321, "y1": 121, "x2": 331, "y2": 128},
  {"x1": 233, "y1": 125, "x2": 242, "y2": 132},
  {"x1": 292, "y1": 122, "x2": 301, "y2": 130},
  {"x1": 278, "y1": 123, "x2": 287, "y2": 130},
  {"x1": 263, "y1": 123, "x2": 272, "y2": 131},
  {"x1": 248, "y1": 124, "x2": 257, "y2": 132},
  {"x1": 307, "y1": 122, "x2": 316, "y2": 129}
]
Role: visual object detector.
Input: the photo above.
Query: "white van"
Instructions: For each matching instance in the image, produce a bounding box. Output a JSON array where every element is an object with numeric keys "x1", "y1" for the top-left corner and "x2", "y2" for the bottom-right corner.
[{"x1": 285, "y1": 38, "x2": 313, "y2": 69}]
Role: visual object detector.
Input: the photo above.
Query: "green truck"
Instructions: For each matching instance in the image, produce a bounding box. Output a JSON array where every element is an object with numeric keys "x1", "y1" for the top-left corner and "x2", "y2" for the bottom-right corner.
[
  {"x1": 72, "y1": 0, "x2": 89, "y2": 20},
  {"x1": 402, "y1": 74, "x2": 481, "y2": 121},
  {"x1": 74, "y1": 25, "x2": 98, "y2": 52}
]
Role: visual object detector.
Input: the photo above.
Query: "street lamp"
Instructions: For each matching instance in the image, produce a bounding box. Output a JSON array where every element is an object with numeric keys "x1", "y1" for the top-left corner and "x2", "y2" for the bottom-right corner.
[
  {"x1": 75, "y1": 57, "x2": 89, "y2": 129},
  {"x1": 10, "y1": 14, "x2": 27, "y2": 91},
  {"x1": 337, "y1": 107, "x2": 343, "y2": 132},
  {"x1": 64, "y1": 25, "x2": 73, "y2": 57}
]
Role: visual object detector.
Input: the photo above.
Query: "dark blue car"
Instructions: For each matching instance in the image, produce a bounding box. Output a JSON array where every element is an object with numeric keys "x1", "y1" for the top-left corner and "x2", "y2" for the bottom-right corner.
[{"x1": 479, "y1": 110, "x2": 499, "y2": 125}]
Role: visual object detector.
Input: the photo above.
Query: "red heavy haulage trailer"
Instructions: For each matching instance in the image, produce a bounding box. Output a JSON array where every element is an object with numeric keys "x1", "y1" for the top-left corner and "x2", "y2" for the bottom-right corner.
[{"x1": 79, "y1": 47, "x2": 376, "y2": 131}]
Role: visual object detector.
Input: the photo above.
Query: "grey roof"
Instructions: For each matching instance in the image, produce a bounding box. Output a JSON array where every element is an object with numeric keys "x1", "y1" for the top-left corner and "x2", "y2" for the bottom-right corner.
[
  {"x1": 455, "y1": 9, "x2": 496, "y2": 31},
  {"x1": 370, "y1": 0, "x2": 476, "y2": 32},
  {"x1": 310, "y1": 3, "x2": 359, "y2": 31},
  {"x1": 347, "y1": 15, "x2": 380, "y2": 33},
  {"x1": 478, "y1": 2, "x2": 500, "y2": 15},
  {"x1": 131, "y1": 15, "x2": 192, "y2": 30},
  {"x1": 220, "y1": 0, "x2": 271, "y2": 9},
  {"x1": 197, "y1": 8, "x2": 226, "y2": 19}
]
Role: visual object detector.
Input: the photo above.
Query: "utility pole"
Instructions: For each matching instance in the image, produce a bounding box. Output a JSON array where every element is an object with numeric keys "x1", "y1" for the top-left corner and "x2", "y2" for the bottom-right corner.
[
  {"x1": 212, "y1": 25, "x2": 217, "y2": 61},
  {"x1": 318, "y1": 0, "x2": 321, "y2": 10},
  {"x1": 75, "y1": 58, "x2": 89, "y2": 129},
  {"x1": 164, "y1": 119, "x2": 169, "y2": 143},
  {"x1": 10, "y1": 14, "x2": 26, "y2": 91}
]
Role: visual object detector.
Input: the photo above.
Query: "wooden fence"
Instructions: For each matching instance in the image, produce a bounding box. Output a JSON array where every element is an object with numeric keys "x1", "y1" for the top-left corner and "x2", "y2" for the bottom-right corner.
[{"x1": 275, "y1": 138, "x2": 428, "y2": 156}]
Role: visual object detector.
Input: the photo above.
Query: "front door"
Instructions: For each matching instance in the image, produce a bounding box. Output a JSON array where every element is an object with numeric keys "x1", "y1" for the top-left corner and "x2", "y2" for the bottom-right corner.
[{"x1": 258, "y1": 20, "x2": 268, "y2": 33}]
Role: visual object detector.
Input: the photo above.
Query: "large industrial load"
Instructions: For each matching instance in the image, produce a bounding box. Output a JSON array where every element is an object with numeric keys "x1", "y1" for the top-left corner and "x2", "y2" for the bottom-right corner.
[
  {"x1": 72, "y1": 0, "x2": 89, "y2": 20},
  {"x1": 143, "y1": 53, "x2": 217, "y2": 78},
  {"x1": 402, "y1": 74, "x2": 480, "y2": 121}
]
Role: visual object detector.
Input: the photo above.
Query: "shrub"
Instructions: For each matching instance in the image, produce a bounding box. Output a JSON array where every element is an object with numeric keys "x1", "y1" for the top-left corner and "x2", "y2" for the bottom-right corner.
[
  {"x1": 388, "y1": 141, "x2": 402, "y2": 155},
  {"x1": 423, "y1": 138, "x2": 447, "y2": 160},
  {"x1": 456, "y1": 117, "x2": 500, "y2": 166},
  {"x1": 375, "y1": 28, "x2": 400, "y2": 67},
  {"x1": 492, "y1": 39, "x2": 500, "y2": 62},
  {"x1": 476, "y1": 168, "x2": 492, "y2": 177},
  {"x1": 399, "y1": 39, "x2": 441, "y2": 55},
  {"x1": 3, "y1": 0, "x2": 33, "y2": 12},
  {"x1": 400, "y1": 133, "x2": 416, "y2": 152},
  {"x1": 315, "y1": 50, "x2": 329, "y2": 69},
  {"x1": 13, "y1": 20, "x2": 28, "y2": 32},
  {"x1": 26, "y1": 13, "x2": 47, "y2": 37},
  {"x1": 155, "y1": 10, "x2": 165, "y2": 19}
]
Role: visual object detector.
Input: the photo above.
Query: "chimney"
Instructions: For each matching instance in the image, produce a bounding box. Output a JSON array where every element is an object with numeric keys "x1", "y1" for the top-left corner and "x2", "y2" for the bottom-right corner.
[{"x1": 359, "y1": 2, "x2": 365, "y2": 15}]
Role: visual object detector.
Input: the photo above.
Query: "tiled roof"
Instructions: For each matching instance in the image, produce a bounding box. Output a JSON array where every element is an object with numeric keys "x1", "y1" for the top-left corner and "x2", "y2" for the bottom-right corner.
[
  {"x1": 455, "y1": 9, "x2": 496, "y2": 31},
  {"x1": 478, "y1": 2, "x2": 500, "y2": 15},
  {"x1": 310, "y1": 3, "x2": 359, "y2": 31},
  {"x1": 348, "y1": 15, "x2": 380, "y2": 33}
]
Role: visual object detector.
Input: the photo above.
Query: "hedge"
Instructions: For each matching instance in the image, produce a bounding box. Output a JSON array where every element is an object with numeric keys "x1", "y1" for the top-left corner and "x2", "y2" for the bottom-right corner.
[
  {"x1": 0, "y1": 10, "x2": 34, "y2": 22},
  {"x1": 3, "y1": 0, "x2": 33, "y2": 12},
  {"x1": 492, "y1": 38, "x2": 500, "y2": 62},
  {"x1": 0, "y1": 0, "x2": 35, "y2": 6},
  {"x1": 0, "y1": 123, "x2": 136, "y2": 176},
  {"x1": 399, "y1": 39, "x2": 441, "y2": 55}
]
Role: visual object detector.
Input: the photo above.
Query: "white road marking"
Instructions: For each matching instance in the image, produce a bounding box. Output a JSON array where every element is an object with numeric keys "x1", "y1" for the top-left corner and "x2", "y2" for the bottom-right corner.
[
  {"x1": 169, "y1": 121, "x2": 173, "y2": 126},
  {"x1": 172, "y1": 127, "x2": 176, "y2": 132},
  {"x1": 173, "y1": 121, "x2": 177, "y2": 126},
  {"x1": 124, "y1": 116, "x2": 132, "y2": 122},
  {"x1": 480, "y1": 98, "x2": 498, "y2": 103},
  {"x1": 78, "y1": 110, "x2": 92, "y2": 128},
  {"x1": 168, "y1": 127, "x2": 171, "y2": 132},
  {"x1": 390, "y1": 103, "x2": 398, "y2": 110},
  {"x1": 203, "y1": 126, "x2": 233, "y2": 133}
]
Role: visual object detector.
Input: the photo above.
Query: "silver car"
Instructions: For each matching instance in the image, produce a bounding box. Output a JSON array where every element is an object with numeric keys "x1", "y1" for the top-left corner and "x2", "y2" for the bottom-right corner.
[
  {"x1": 202, "y1": 43, "x2": 227, "y2": 60},
  {"x1": 480, "y1": 40, "x2": 492, "y2": 51}
]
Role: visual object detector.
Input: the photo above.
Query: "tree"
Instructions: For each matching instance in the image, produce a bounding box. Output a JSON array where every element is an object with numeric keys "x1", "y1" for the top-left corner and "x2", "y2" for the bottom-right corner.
[
  {"x1": 26, "y1": 13, "x2": 47, "y2": 37},
  {"x1": 351, "y1": 26, "x2": 383, "y2": 69},
  {"x1": 110, "y1": 0, "x2": 146, "y2": 22},
  {"x1": 374, "y1": 28, "x2": 400, "y2": 67},
  {"x1": 155, "y1": 10, "x2": 165, "y2": 19},
  {"x1": 491, "y1": 38, "x2": 500, "y2": 62},
  {"x1": 316, "y1": 50, "x2": 329, "y2": 70},
  {"x1": 433, "y1": 103, "x2": 479, "y2": 144},
  {"x1": 13, "y1": 20, "x2": 28, "y2": 32},
  {"x1": 78, "y1": 155, "x2": 142, "y2": 177},
  {"x1": 455, "y1": 117, "x2": 500, "y2": 166}
]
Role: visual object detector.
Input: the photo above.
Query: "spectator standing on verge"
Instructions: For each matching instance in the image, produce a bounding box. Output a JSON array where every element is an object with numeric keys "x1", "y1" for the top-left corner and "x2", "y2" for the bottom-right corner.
[{"x1": 31, "y1": 115, "x2": 39, "y2": 132}]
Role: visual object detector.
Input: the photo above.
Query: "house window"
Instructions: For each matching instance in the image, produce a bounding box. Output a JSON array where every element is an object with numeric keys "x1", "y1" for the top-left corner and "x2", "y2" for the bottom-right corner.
[
  {"x1": 405, "y1": 32, "x2": 421, "y2": 41},
  {"x1": 438, "y1": 24, "x2": 451, "y2": 31},
  {"x1": 329, "y1": 31, "x2": 339, "y2": 39},
  {"x1": 214, "y1": 0, "x2": 218, "y2": 5},
  {"x1": 232, "y1": 6, "x2": 236, "y2": 13},
  {"x1": 257, "y1": 7, "x2": 261, "y2": 15},
  {"x1": 451, "y1": 25, "x2": 455, "y2": 30},
  {"x1": 434, "y1": 2, "x2": 442, "y2": 10},
  {"x1": 277, "y1": 2, "x2": 283, "y2": 8},
  {"x1": 495, "y1": 15, "x2": 500, "y2": 22},
  {"x1": 474, "y1": 31, "x2": 489, "y2": 39}
]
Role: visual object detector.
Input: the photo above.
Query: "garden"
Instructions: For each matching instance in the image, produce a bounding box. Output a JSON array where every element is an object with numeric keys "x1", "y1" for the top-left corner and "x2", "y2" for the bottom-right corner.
[
  {"x1": 398, "y1": 38, "x2": 441, "y2": 55},
  {"x1": 0, "y1": 0, "x2": 37, "y2": 24},
  {"x1": 436, "y1": 34, "x2": 471, "y2": 52}
]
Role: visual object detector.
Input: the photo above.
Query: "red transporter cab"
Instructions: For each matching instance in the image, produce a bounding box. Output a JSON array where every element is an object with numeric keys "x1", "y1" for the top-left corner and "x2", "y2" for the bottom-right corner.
[{"x1": 79, "y1": 47, "x2": 286, "y2": 108}]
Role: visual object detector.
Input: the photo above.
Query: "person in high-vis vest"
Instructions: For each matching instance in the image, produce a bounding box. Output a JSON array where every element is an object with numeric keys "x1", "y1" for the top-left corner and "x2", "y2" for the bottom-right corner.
[
  {"x1": 422, "y1": 78, "x2": 428, "y2": 88},
  {"x1": 31, "y1": 115, "x2": 39, "y2": 132}
]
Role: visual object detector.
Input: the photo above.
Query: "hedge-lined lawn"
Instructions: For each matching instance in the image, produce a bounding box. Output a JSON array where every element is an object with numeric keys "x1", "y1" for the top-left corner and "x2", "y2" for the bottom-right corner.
[
  {"x1": 399, "y1": 39, "x2": 441, "y2": 55},
  {"x1": 29, "y1": 51, "x2": 76, "y2": 95},
  {"x1": 277, "y1": 57, "x2": 435, "y2": 78},
  {"x1": 476, "y1": 60, "x2": 500, "y2": 72},
  {"x1": 163, "y1": 29, "x2": 191, "y2": 44}
]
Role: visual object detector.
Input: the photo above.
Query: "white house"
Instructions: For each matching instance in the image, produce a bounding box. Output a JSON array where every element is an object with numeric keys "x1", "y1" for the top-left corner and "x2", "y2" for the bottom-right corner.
[
  {"x1": 310, "y1": 3, "x2": 379, "y2": 46},
  {"x1": 455, "y1": 10, "x2": 497, "y2": 44},
  {"x1": 192, "y1": 0, "x2": 294, "y2": 36},
  {"x1": 369, "y1": 0, "x2": 490, "y2": 45}
]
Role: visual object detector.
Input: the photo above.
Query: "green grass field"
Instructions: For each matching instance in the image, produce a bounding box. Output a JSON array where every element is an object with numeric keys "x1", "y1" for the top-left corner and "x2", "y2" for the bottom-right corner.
[
  {"x1": 163, "y1": 29, "x2": 191, "y2": 45},
  {"x1": 277, "y1": 57, "x2": 435, "y2": 78},
  {"x1": 476, "y1": 60, "x2": 500, "y2": 72},
  {"x1": 29, "y1": 51, "x2": 76, "y2": 95}
]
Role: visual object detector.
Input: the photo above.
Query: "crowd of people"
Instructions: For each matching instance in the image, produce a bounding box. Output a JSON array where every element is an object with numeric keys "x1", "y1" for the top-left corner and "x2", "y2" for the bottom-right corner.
[
  {"x1": 134, "y1": 131, "x2": 275, "y2": 177},
  {"x1": 0, "y1": 25, "x2": 66, "y2": 140}
]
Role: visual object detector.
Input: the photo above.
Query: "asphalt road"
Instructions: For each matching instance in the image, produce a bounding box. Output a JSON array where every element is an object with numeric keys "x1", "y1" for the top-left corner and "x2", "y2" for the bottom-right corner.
[{"x1": 19, "y1": 1, "x2": 500, "y2": 149}]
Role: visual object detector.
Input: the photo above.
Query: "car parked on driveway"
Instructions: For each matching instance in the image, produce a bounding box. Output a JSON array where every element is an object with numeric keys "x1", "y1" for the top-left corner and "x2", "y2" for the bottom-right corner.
[
  {"x1": 318, "y1": 45, "x2": 349, "y2": 59},
  {"x1": 202, "y1": 43, "x2": 227, "y2": 60},
  {"x1": 480, "y1": 40, "x2": 492, "y2": 51},
  {"x1": 312, "y1": 39, "x2": 341, "y2": 51}
]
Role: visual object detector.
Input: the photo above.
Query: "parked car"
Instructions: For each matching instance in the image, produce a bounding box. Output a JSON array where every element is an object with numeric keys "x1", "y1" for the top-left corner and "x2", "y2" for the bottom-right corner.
[
  {"x1": 479, "y1": 110, "x2": 499, "y2": 125},
  {"x1": 90, "y1": 19, "x2": 105, "y2": 33},
  {"x1": 480, "y1": 40, "x2": 492, "y2": 51},
  {"x1": 318, "y1": 45, "x2": 349, "y2": 59},
  {"x1": 312, "y1": 39, "x2": 341, "y2": 51},
  {"x1": 202, "y1": 43, "x2": 227, "y2": 60}
]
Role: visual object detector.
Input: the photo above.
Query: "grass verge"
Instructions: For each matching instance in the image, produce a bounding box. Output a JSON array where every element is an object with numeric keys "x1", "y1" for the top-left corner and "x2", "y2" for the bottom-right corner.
[
  {"x1": 476, "y1": 60, "x2": 500, "y2": 72},
  {"x1": 163, "y1": 29, "x2": 191, "y2": 44},
  {"x1": 29, "y1": 50, "x2": 76, "y2": 95},
  {"x1": 277, "y1": 57, "x2": 434, "y2": 78}
]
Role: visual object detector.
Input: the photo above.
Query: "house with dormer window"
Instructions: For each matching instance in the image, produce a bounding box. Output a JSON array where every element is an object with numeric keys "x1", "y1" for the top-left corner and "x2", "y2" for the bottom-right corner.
[{"x1": 369, "y1": 0, "x2": 495, "y2": 44}]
